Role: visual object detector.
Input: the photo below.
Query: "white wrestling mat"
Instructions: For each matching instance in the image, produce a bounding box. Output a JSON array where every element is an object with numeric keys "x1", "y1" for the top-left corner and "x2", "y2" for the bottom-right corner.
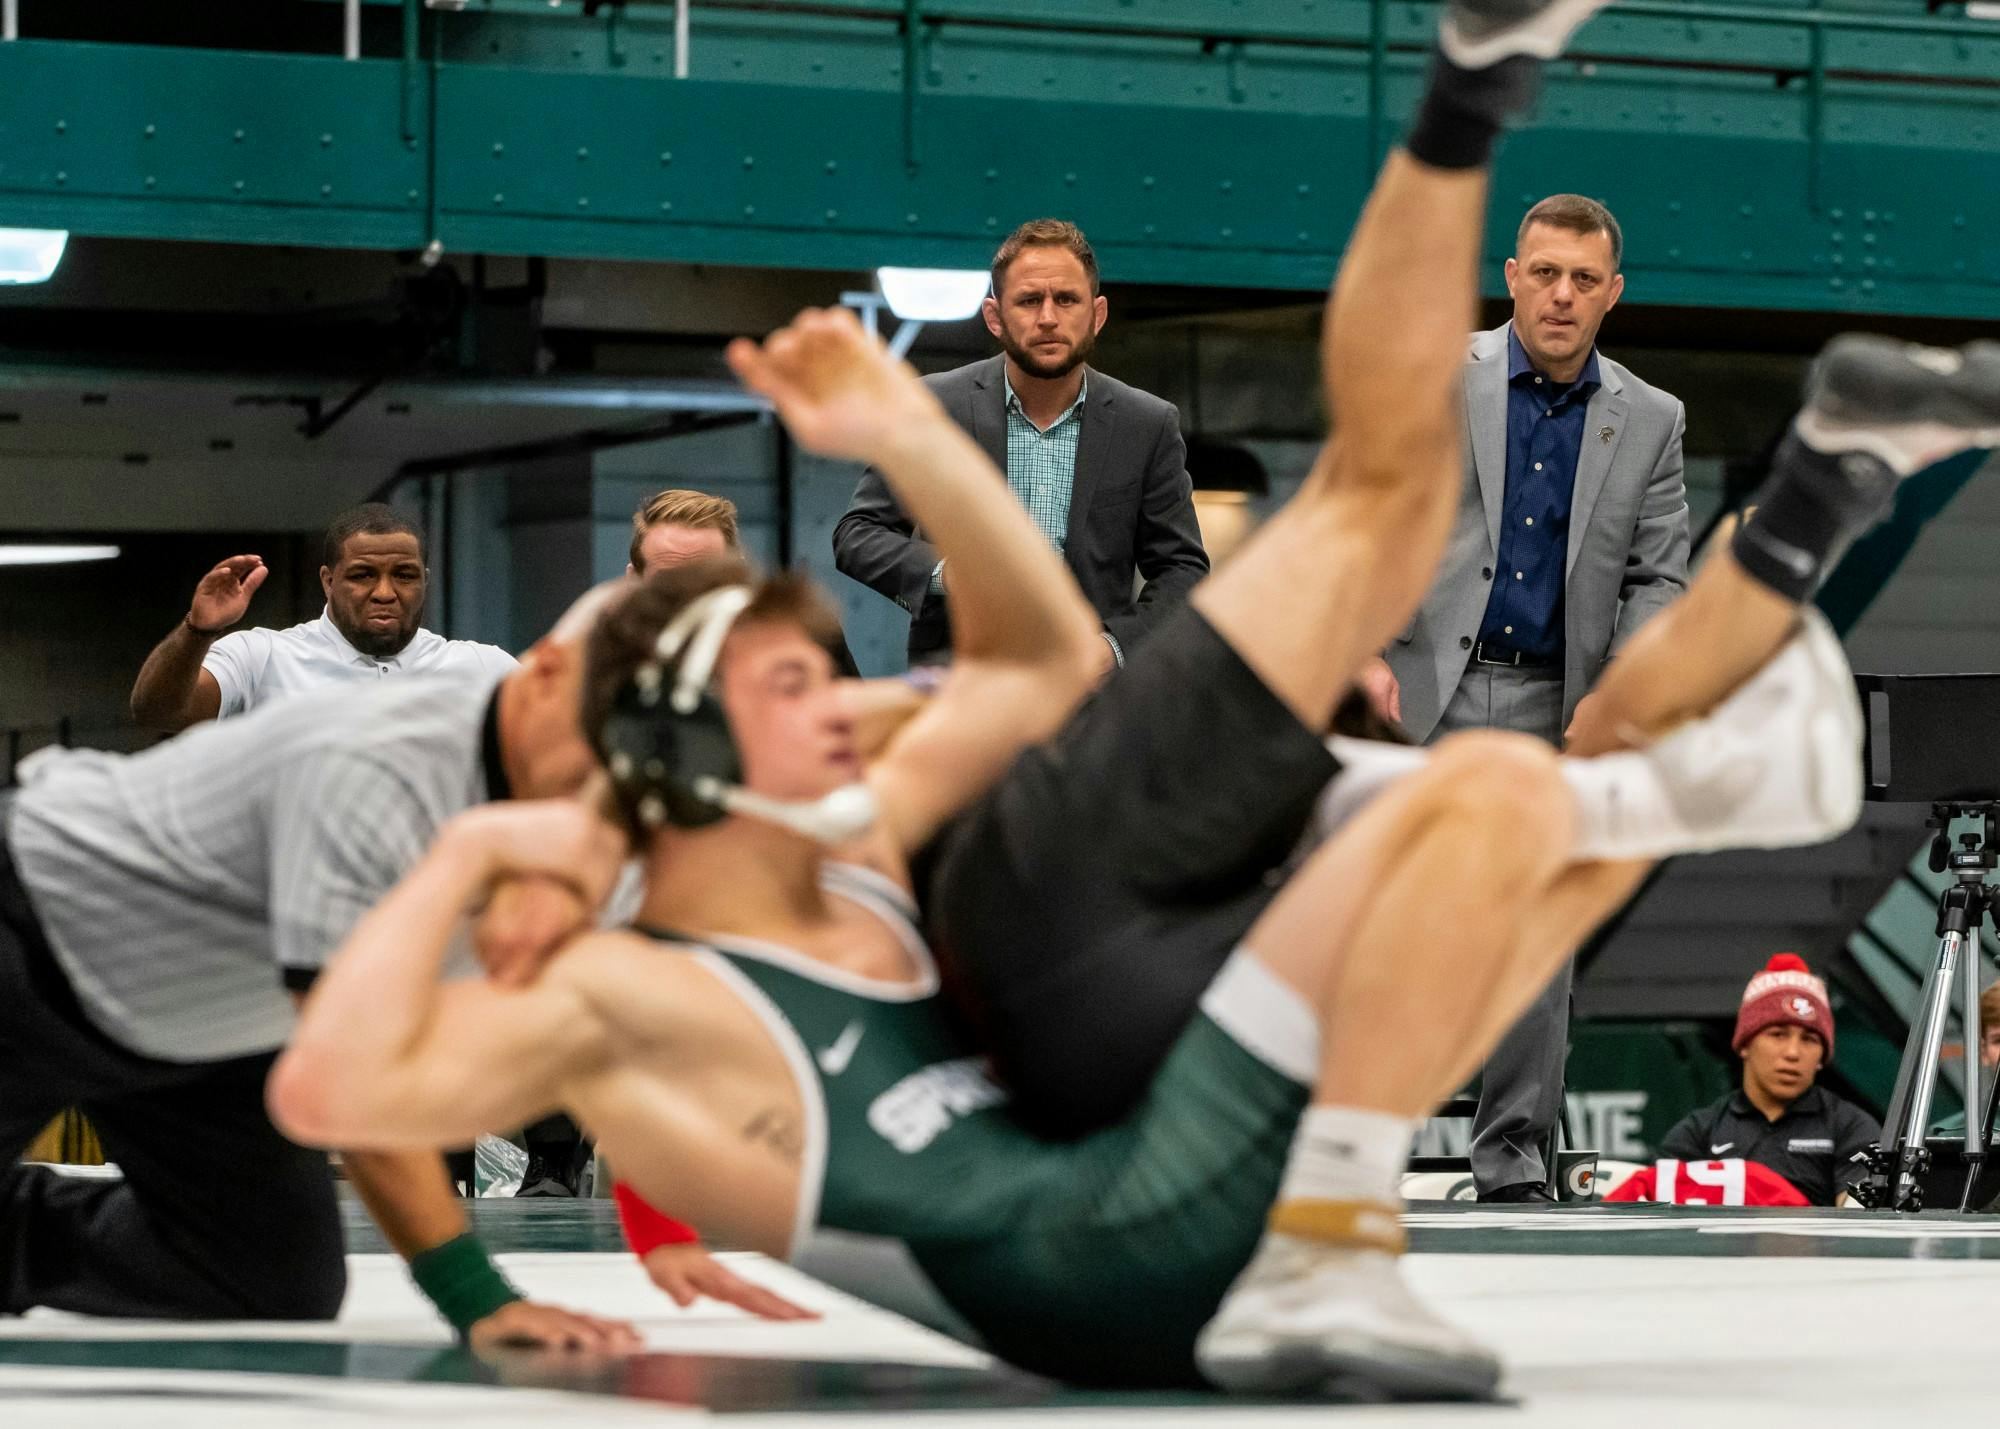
[{"x1": 2, "y1": 1202, "x2": 1995, "y2": 1426}]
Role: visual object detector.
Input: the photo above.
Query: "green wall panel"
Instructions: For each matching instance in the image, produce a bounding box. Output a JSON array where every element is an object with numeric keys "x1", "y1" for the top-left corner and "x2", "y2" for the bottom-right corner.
[
  {"x1": 0, "y1": 39, "x2": 427, "y2": 249},
  {"x1": 2, "y1": 0, "x2": 1997, "y2": 316}
]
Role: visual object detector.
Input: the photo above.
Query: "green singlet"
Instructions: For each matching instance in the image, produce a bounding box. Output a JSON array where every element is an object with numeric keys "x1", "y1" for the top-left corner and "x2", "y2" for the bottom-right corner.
[{"x1": 651, "y1": 863, "x2": 1311, "y2": 1388}]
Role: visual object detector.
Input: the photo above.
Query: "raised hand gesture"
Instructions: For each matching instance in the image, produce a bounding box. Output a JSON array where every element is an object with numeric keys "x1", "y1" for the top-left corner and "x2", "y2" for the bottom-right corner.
[
  {"x1": 188, "y1": 555, "x2": 268, "y2": 636},
  {"x1": 725, "y1": 307, "x2": 943, "y2": 466}
]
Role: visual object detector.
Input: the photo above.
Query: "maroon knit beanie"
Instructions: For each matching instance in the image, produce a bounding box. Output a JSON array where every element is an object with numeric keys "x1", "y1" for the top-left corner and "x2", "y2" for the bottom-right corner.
[{"x1": 1731, "y1": 953, "x2": 1835, "y2": 1059}]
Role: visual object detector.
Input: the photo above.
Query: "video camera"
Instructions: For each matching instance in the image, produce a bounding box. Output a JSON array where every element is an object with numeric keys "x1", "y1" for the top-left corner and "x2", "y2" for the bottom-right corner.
[{"x1": 1851, "y1": 673, "x2": 2000, "y2": 1211}]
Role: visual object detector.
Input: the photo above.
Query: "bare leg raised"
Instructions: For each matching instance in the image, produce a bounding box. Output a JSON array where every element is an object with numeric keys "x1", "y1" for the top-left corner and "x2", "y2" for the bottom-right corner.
[
  {"x1": 1193, "y1": 0, "x2": 1631, "y2": 1399},
  {"x1": 1198, "y1": 735, "x2": 1602, "y2": 1400},
  {"x1": 1189, "y1": 156, "x2": 1484, "y2": 734}
]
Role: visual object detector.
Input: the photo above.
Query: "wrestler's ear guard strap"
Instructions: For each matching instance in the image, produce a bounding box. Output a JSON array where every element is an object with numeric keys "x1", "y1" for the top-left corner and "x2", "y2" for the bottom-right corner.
[{"x1": 598, "y1": 586, "x2": 754, "y2": 832}]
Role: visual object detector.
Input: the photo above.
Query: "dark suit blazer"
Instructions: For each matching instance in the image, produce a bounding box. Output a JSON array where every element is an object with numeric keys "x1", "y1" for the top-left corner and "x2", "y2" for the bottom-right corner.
[{"x1": 832, "y1": 356, "x2": 1210, "y2": 662}]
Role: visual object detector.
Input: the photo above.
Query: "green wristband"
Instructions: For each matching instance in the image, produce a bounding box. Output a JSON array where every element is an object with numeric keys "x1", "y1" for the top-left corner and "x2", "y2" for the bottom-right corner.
[{"x1": 408, "y1": 1232, "x2": 523, "y2": 1337}]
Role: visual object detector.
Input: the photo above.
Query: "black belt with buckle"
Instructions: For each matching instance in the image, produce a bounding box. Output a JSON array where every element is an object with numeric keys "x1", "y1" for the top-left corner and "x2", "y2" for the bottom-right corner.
[{"x1": 1472, "y1": 640, "x2": 1557, "y2": 669}]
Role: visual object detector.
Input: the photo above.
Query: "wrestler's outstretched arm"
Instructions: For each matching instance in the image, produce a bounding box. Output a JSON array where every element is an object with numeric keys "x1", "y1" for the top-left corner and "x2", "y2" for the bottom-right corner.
[
  {"x1": 269, "y1": 799, "x2": 626, "y2": 1151},
  {"x1": 727, "y1": 310, "x2": 1102, "y2": 852}
]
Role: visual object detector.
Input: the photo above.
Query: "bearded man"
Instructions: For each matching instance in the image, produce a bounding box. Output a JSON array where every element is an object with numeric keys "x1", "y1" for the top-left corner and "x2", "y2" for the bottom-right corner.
[{"x1": 833, "y1": 219, "x2": 1209, "y2": 671}]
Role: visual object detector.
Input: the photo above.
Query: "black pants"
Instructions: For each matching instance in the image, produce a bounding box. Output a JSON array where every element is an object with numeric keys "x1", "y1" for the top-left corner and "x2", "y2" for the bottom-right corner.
[
  {"x1": 0, "y1": 825, "x2": 346, "y2": 1320},
  {"x1": 921, "y1": 605, "x2": 1339, "y2": 1139}
]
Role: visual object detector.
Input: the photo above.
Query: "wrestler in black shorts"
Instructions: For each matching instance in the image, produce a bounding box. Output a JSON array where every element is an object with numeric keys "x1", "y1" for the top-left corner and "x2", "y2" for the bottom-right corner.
[{"x1": 921, "y1": 604, "x2": 1344, "y2": 1138}]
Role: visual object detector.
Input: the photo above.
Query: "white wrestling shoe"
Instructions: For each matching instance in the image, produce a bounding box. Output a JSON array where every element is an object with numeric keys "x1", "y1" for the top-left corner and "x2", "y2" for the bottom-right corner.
[
  {"x1": 1196, "y1": 1233, "x2": 1502, "y2": 1402},
  {"x1": 1579, "y1": 608, "x2": 1863, "y2": 862},
  {"x1": 1441, "y1": 0, "x2": 1616, "y2": 69}
]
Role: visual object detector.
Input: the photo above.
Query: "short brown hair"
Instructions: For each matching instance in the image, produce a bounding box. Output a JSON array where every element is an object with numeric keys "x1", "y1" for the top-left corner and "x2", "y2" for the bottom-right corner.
[
  {"x1": 1517, "y1": 194, "x2": 1624, "y2": 272},
  {"x1": 582, "y1": 556, "x2": 843, "y2": 787},
  {"x1": 628, "y1": 488, "x2": 740, "y2": 572},
  {"x1": 990, "y1": 219, "x2": 1100, "y2": 299},
  {"x1": 1981, "y1": 981, "x2": 2000, "y2": 1035}
]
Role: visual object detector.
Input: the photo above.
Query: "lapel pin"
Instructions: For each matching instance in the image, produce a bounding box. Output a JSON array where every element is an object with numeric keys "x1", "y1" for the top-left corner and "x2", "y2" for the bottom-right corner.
[{"x1": 1599, "y1": 426, "x2": 1616, "y2": 444}]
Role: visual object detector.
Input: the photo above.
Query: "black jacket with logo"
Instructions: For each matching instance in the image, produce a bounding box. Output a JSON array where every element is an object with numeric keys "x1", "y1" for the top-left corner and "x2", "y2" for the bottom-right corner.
[{"x1": 1657, "y1": 1086, "x2": 1881, "y2": 1205}]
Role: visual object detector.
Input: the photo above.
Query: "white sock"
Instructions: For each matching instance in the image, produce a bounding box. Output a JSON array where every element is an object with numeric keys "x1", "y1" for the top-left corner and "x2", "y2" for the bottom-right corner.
[
  {"x1": 1558, "y1": 750, "x2": 1685, "y2": 862},
  {"x1": 1318, "y1": 737, "x2": 1430, "y2": 837},
  {"x1": 1329, "y1": 731, "x2": 1706, "y2": 862},
  {"x1": 1327, "y1": 729, "x2": 1809, "y2": 864},
  {"x1": 1278, "y1": 1106, "x2": 1416, "y2": 1210}
]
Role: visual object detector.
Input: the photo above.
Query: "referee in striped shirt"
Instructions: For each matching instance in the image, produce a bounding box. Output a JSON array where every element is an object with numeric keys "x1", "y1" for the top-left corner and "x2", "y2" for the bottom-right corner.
[{"x1": 0, "y1": 588, "x2": 636, "y2": 1348}]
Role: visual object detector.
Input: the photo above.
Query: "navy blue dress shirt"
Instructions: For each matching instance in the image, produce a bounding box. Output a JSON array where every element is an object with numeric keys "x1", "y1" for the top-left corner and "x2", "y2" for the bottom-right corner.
[{"x1": 1474, "y1": 326, "x2": 1602, "y2": 660}]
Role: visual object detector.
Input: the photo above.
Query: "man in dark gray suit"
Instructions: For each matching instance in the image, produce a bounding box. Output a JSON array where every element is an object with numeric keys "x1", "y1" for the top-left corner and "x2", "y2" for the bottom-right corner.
[
  {"x1": 1381, "y1": 194, "x2": 1691, "y2": 1201},
  {"x1": 834, "y1": 219, "x2": 1209, "y2": 669}
]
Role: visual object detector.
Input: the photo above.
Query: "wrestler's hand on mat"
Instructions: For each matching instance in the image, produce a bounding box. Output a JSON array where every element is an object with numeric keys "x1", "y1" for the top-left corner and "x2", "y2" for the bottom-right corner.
[
  {"x1": 642, "y1": 1242, "x2": 818, "y2": 1321},
  {"x1": 474, "y1": 873, "x2": 594, "y2": 988},
  {"x1": 468, "y1": 1298, "x2": 644, "y2": 1354},
  {"x1": 188, "y1": 554, "x2": 267, "y2": 634},
  {"x1": 725, "y1": 307, "x2": 943, "y2": 466}
]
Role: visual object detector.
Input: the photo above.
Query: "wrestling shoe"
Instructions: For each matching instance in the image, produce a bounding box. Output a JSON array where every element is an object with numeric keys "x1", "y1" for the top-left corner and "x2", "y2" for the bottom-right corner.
[
  {"x1": 1798, "y1": 335, "x2": 2000, "y2": 477},
  {"x1": 1441, "y1": 0, "x2": 1616, "y2": 69},
  {"x1": 1597, "y1": 608, "x2": 1863, "y2": 861},
  {"x1": 1197, "y1": 1227, "x2": 1502, "y2": 1402}
]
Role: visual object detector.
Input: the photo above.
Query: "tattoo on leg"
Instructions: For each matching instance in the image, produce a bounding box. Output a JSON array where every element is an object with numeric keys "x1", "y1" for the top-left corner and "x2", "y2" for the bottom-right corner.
[{"x1": 742, "y1": 1107, "x2": 804, "y2": 1166}]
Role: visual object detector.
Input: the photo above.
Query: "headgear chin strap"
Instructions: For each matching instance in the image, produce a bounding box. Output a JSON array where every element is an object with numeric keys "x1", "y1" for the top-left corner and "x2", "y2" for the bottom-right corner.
[
  {"x1": 694, "y1": 777, "x2": 880, "y2": 845},
  {"x1": 600, "y1": 582, "x2": 879, "y2": 845}
]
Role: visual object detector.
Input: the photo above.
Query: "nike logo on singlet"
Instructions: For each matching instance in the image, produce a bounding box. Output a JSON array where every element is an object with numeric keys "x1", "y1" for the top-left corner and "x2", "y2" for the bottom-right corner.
[
  {"x1": 1710, "y1": 1142, "x2": 1735, "y2": 1155},
  {"x1": 817, "y1": 1021, "x2": 865, "y2": 1077}
]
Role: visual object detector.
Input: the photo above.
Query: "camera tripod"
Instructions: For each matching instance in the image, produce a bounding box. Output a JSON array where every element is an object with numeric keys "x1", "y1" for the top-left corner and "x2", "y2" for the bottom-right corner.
[{"x1": 1851, "y1": 803, "x2": 2000, "y2": 1212}]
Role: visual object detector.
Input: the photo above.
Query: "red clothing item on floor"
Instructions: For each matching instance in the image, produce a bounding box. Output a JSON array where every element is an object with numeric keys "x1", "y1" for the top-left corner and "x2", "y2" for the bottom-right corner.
[
  {"x1": 613, "y1": 1182, "x2": 699, "y2": 1253},
  {"x1": 1605, "y1": 1157, "x2": 1810, "y2": 1207}
]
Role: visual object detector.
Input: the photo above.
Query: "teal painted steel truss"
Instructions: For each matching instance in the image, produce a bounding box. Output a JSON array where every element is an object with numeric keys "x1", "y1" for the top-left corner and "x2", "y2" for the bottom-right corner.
[{"x1": 0, "y1": 0, "x2": 1995, "y2": 315}]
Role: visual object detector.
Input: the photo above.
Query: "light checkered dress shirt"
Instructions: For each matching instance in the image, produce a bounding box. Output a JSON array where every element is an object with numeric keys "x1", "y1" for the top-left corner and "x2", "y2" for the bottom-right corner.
[
  {"x1": 932, "y1": 373, "x2": 1088, "y2": 596},
  {"x1": 1002, "y1": 371, "x2": 1088, "y2": 552}
]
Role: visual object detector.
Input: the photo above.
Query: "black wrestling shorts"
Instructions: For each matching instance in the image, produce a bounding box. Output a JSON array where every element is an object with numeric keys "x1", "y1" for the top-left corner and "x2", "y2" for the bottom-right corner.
[{"x1": 920, "y1": 603, "x2": 1340, "y2": 1138}]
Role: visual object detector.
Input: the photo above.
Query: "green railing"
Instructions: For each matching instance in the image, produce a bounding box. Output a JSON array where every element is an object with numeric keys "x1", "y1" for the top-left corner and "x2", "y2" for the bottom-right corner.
[{"x1": 3, "y1": 0, "x2": 1997, "y2": 310}]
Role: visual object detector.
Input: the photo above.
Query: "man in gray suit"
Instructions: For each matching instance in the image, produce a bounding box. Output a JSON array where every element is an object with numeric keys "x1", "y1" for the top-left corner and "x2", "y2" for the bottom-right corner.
[
  {"x1": 1382, "y1": 193, "x2": 1690, "y2": 1201},
  {"x1": 834, "y1": 219, "x2": 1209, "y2": 669}
]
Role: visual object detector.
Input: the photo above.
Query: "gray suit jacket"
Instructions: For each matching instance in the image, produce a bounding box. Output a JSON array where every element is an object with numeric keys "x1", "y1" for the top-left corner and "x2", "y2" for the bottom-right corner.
[
  {"x1": 832, "y1": 356, "x2": 1209, "y2": 663},
  {"x1": 1386, "y1": 324, "x2": 1691, "y2": 741}
]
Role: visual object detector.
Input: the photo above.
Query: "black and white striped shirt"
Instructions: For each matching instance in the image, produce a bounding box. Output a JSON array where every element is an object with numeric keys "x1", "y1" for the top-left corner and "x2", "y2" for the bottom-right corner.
[{"x1": 4, "y1": 674, "x2": 507, "y2": 1062}]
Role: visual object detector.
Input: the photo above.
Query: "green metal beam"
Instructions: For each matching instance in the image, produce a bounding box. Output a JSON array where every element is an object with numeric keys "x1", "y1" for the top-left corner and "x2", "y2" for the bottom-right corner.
[{"x1": 1, "y1": 0, "x2": 1996, "y2": 316}]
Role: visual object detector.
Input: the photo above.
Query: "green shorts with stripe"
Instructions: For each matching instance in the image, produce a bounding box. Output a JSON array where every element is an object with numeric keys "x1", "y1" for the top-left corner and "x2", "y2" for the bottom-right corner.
[{"x1": 908, "y1": 954, "x2": 1315, "y2": 1388}]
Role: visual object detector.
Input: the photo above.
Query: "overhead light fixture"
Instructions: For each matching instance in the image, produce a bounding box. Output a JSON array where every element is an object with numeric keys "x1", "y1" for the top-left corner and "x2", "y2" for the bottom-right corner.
[
  {"x1": 0, "y1": 228, "x2": 70, "y2": 285},
  {"x1": 0, "y1": 544, "x2": 120, "y2": 566},
  {"x1": 875, "y1": 267, "x2": 989, "y2": 323}
]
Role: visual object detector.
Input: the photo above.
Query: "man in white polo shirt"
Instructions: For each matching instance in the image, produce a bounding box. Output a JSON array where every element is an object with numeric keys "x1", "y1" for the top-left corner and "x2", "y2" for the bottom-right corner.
[{"x1": 131, "y1": 503, "x2": 515, "y2": 733}]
